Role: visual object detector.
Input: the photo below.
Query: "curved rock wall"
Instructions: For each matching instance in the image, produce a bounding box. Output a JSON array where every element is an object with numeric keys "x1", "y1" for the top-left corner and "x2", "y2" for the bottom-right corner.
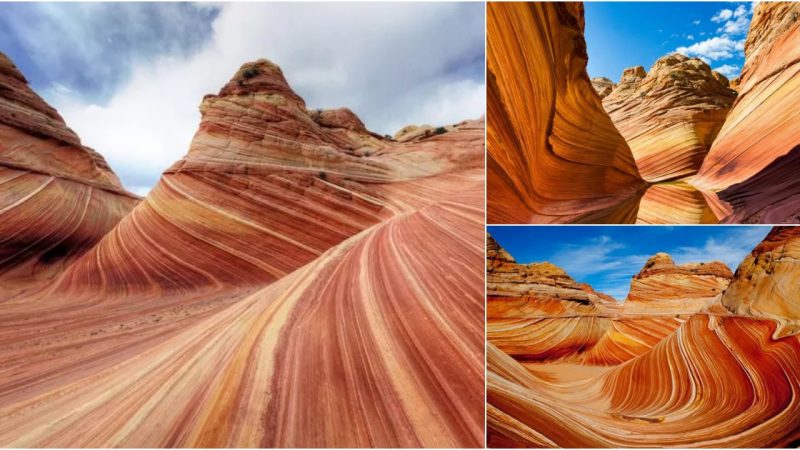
[
  {"x1": 487, "y1": 2, "x2": 646, "y2": 224},
  {"x1": 603, "y1": 54, "x2": 736, "y2": 183},
  {"x1": 0, "y1": 52, "x2": 138, "y2": 286},
  {"x1": 693, "y1": 2, "x2": 800, "y2": 222},
  {"x1": 0, "y1": 58, "x2": 485, "y2": 447}
]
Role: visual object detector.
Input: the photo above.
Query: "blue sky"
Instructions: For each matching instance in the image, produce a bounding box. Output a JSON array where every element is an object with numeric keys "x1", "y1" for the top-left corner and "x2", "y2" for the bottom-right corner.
[
  {"x1": 488, "y1": 226, "x2": 771, "y2": 300},
  {"x1": 586, "y1": 2, "x2": 754, "y2": 81},
  {"x1": 0, "y1": 3, "x2": 485, "y2": 195}
]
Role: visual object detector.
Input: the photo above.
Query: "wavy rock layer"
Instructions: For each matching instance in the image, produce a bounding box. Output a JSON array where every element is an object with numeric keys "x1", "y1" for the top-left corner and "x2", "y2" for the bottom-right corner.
[
  {"x1": 693, "y1": 2, "x2": 800, "y2": 222},
  {"x1": 624, "y1": 252, "x2": 732, "y2": 315},
  {"x1": 604, "y1": 54, "x2": 736, "y2": 183},
  {"x1": 488, "y1": 227, "x2": 800, "y2": 446},
  {"x1": 635, "y1": 180, "x2": 718, "y2": 224},
  {"x1": 0, "y1": 60, "x2": 485, "y2": 447},
  {"x1": 487, "y1": 2, "x2": 646, "y2": 224},
  {"x1": 0, "y1": 52, "x2": 138, "y2": 285},
  {"x1": 722, "y1": 226, "x2": 800, "y2": 338}
]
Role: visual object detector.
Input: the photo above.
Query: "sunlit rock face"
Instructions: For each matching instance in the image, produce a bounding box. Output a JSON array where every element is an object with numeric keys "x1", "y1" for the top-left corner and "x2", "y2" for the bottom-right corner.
[
  {"x1": 624, "y1": 252, "x2": 732, "y2": 315},
  {"x1": 487, "y1": 1, "x2": 800, "y2": 224},
  {"x1": 591, "y1": 77, "x2": 615, "y2": 98},
  {"x1": 603, "y1": 54, "x2": 736, "y2": 183},
  {"x1": 0, "y1": 52, "x2": 139, "y2": 286},
  {"x1": 486, "y1": 233, "x2": 618, "y2": 361},
  {"x1": 722, "y1": 226, "x2": 800, "y2": 338},
  {"x1": 0, "y1": 59, "x2": 485, "y2": 447},
  {"x1": 487, "y1": 2, "x2": 646, "y2": 224},
  {"x1": 693, "y1": 2, "x2": 800, "y2": 222},
  {"x1": 635, "y1": 180, "x2": 719, "y2": 224},
  {"x1": 487, "y1": 227, "x2": 800, "y2": 447}
]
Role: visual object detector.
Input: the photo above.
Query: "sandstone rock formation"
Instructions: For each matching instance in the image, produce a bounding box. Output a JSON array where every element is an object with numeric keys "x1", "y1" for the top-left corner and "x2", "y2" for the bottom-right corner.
[
  {"x1": 0, "y1": 52, "x2": 138, "y2": 286},
  {"x1": 722, "y1": 226, "x2": 800, "y2": 338},
  {"x1": 0, "y1": 59, "x2": 485, "y2": 447},
  {"x1": 488, "y1": 1, "x2": 800, "y2": 224},
  {"x1": 603, "y1": 54, "x2": 736, "y2": 183},
  {"x1": 634, "y1": 180, "x2": 718, "y2": 224},
  {"x1": 487, "y1": 2, "x2": 646, "y2": 224},
  {"x1": 487, "y1": 226, "x2": 800, "y2": 447},
  {"x1": 591, "y1": 77, "x2": 615, "y2": 98},
  {"x1": 692, "y1": 2, "x2": 800, "y2": 223},
  {"x1": 624, "y1": 252, "x2": 732, "y2": 314},
  {"x1": 487, "y1": 234, "x2": 615, "y2": 315}
]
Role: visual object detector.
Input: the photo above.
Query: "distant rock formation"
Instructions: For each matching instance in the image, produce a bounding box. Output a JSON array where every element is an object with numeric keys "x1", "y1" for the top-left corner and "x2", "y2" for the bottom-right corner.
[
  {"x1": 0, "y1": 52, "x2": 138, "y2": 286},
  {"x1": 591, "y1": 77, "x2": 615, "y2": 98},
  {"x1": 624, "y1": 252, "x2": 732, "y2": 314},
  {"x1": 487, "y1": 2, "x2": 646, "y2": 224},
  {"x1": 488, "y1": 226, "x2": 800, "y2": 447},
  {"x1": 486, "y1": 233, "x2": 617, "y2": 361},
  {"x1": 487, "y1": 233, "x2": 616, "y2": 316},
  {"x1": 693, "y1": 2, "x2": 800, "y2": 222},
  {"x1": 488, "y1": 1, "x2": 800, "y2": 224},
  {"x1": 603, "y1": 54, "x2": 736, "y2": 183},
  {"x1": 56, "y1": 59, "x2": 484, "y2": 295}
]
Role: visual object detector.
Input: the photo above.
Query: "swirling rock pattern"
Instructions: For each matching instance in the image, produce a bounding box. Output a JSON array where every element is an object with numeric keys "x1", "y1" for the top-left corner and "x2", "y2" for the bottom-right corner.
[
  {"x1": 692, "y1": 2, "x2": 800, "y2": 222},
  {"x1": 603, "y1": 54, "x2": 736, "y2": 183},
  {"x1": 488, "y1": 227, "x2": 800, "y2": 447},
  {"x1": 722, "y1": 226, "x2": 800, "y2": 338},
  {"x1": 487, "y1": 2, "x2": 646, "y2": 224},
  {"x1": 635, "y1": 180, "x2": 718, "y2": 224},
  {"x1": 0, "y1": 59, "x2": 485, "y2": 447},
  {"x1": 487, "y1": 1, "x2": 800, "y2": 224},
  {"x1": 0, "y1": 52, "x2": 138, "y2": 287}
]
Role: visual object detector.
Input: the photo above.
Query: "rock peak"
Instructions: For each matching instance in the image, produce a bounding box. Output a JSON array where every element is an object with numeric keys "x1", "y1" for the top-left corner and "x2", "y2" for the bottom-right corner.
[
  {"x1": 642, "y1": 252, "x2": 675, "y2": 271},
  {"x1": 0, "y1": 52, "x2": 26, "y2": 83},
  {"x1": 621, "y1": 65, "x2": 646, "y2": 82},
  {"x1": 218, "y1": 59, "x2": 306, "y2": 107}
]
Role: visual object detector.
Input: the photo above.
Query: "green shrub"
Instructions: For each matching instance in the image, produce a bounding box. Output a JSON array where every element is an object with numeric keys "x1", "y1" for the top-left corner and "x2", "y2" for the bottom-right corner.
[{"x1": 434, "y1": 126, "x2": 447, "y2": 135}]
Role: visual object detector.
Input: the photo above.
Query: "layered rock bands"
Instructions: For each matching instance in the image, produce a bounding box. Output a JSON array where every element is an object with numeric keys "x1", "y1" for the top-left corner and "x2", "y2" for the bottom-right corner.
[
  {"x1": 0, "y1": 53, "x2": 139, "y2": 287},
  {"x1": 487, "y1": 2, "x2": 647, "y2": 224},
  {"x1": 488, "y1": 1, "x2": 800, "y2": 224},
  {"x1": 487, "y1": 227, "x2": 800, "y2": 447},
  {"x1": 0, "y1": 56, "x2": 485, "y2": 447}
]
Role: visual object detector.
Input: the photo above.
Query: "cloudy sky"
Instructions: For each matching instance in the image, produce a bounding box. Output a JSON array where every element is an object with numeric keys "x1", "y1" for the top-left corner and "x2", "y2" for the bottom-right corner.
[
  {"x1": 0, "y1": 2, "x2": 485, "y2": 195},
  {"x1": 585, "y1": 2, "x2": 754, "y2": 82},
  {"x1": 488, "y1": 226, "x2": 771, "y2": 300}
]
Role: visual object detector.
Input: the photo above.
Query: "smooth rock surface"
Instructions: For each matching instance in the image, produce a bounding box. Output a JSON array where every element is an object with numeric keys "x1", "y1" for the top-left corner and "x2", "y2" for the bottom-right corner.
[
  {"x1": 603, "y1": 54, "x2": 736, "y2": 183},
  {"x1": 487, "y1": 2, "x2": 646, "y2": 224},
  {"x1": 0, "y1": 52, "x2": 138, "y2": 286},
  {"x1": 693, "y1": 2, "x2": 800, "y2": 222},
  {"x1": 0, "y1": 58, "x2": 485, "y2": 447}
]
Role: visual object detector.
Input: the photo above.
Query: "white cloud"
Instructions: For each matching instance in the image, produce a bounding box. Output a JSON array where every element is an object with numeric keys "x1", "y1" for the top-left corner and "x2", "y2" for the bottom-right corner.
[
  {"x1": 717, "y1": 15, "x2": 750, "y2": 35},
  {"x1": 712, "y1": 8, "x2": 733, "y2": 23},
  {"x1": 676, "y1": 36, "x2": 745, "y2": 62},
  {"x1": 692, "y1": 19, "x2": 701, "y2": 26},
  {"x1": 686, "y1": 34, "x2": 695, "y2": 40},
  {"x1": 34, "y1": 3, "x2": 484, "y2": 191},
  {"x1": 549, "y1": 236, "x2": 651, "y2": 300},
  {"x1": 713, "y1": 64, "x2": 740, "y2": 78},
  {"x1": 546, "y1": 227, "x2": 770, "y2": 301},
  {"x1": 671, "y1": 227, "x2": 769, "y2": 272}
]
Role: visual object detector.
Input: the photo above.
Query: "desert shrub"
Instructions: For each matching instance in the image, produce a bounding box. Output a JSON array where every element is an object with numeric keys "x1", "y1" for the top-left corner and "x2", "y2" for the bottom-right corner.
[{"x1": 243, "y1": 67, "x2": 260, "y2": 79}]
